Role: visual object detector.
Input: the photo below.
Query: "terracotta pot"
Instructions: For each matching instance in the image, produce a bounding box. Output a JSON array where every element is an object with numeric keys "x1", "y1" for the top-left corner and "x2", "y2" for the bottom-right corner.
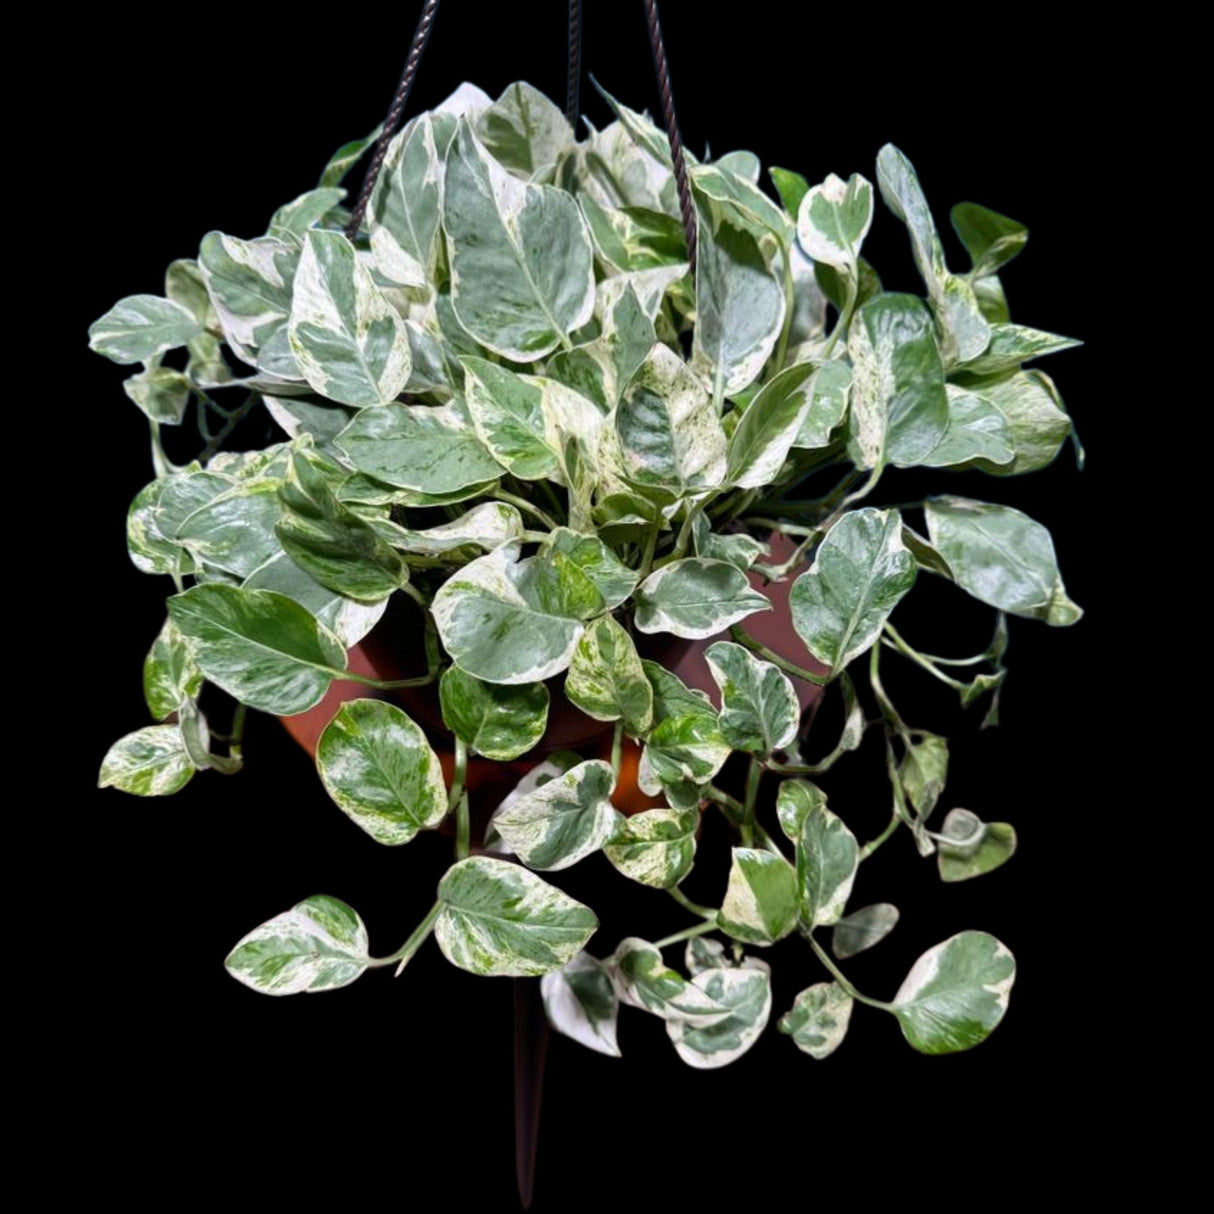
[{"x1": 281, "y1": 534, "x2": 824, "y2": 820}]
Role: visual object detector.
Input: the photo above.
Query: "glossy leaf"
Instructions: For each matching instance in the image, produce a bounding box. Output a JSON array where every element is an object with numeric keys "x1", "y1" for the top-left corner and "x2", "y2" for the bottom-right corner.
[
  {"x1": 793, "y1": 360, "x2": 851, "y2": 450},
  {"x1": 790, "y1": 508, "x2": 915, "y2": 674},
  {"x1": 636, "y1": 558, "x2": 770, "y2": 640},
  {"x1": 893, "y1": 931, "x2": 1016, "y2": 1054},
  {"x1": 316, "y1": 700, "x2": 447, "y2": 844},
  {"x1": 440, "y1": 666, "x2": 549, "y2": 761},
  {"x1": 726, "y1": 362, "x2": 817, "y2": 488},
  {"x1": 565, "y1": 615, "x2": 653, "y2": 734},
  {"x1": 475, "y1": 81, "x2": 573, "y2": 177},
  {"x1": 89, "y1": 294, "x2": 201, "y2": 364},
  {"x1": 144, "y1": 619, "x2": 204, "y2": 720},
  {"x1": 937, "y1": 808, "x2": 1017, "y2": 882},
  {"x1": 769, "y1": 166, "x2": 809, "y2": 215},
  {"x1": 779, "y1": 982, "x2": 853, "y2": 1059},
  {"x1": 123, "y1": 365, "x2": 191, "y2": 424},
  {"x1": 777, "y1": 778, "x2": 827, "y2": 841},
  {"x1": 960, "y1": 323, "x2": 1080, "y2": 376},
  {"x1": 796, "y1": 173, "x2": 873, "y2": 271},
  {"x1": 612, "y1": 938, "x2": 730, "y2": 1026},
  {"x1": 718, "y1": 848, "x2": 798, "y2": 944},
  {"x1": 952, "y1": 369, "x2": 1071, "y2": 476},
  {"x1": 832, "y1": 903, "x2": 900, "y2": 959},
  {"x1": 643, "y1": 662, "x2": 731, "y2": 789},
  {"x1": 98, "y1": 724, "x2": 194, "y2": 797},
  {"x1": 951, "y1": 202, "x2": 1028, "y2": 278},
  {"x1": 705, "y1": 641, "x2": 799, "y2": 755},
  {"x1": 175, "y1": 478, "x2": 283, "y2": 579},
  {"x1": 386, "y1": 503, "x2": 523, "y2": 555},
  {"x1": 225, "y1": 895, "x2": 368, "y2": 996},
  {"x1": 667, "y1": 961, "x2": 772, "y2": 1068},
  {"x1": 435, "y1": 856, "x2": 598, "y2": 977},
  {"x1": 920, "y1": 386, "x2": 1014, "y2": 468},
  {"x1": 796, "y1": 792, "x2": 859, "y2": 928},
  {"x1": 925, "y1": 497, "x2": 1082, "y2": 625},
  {"x1": 269, "y1": 187, "x2": 346, "y2": 238},
  {"x1": 492, "y1": 760, "x2": 617, "y2": 871},
  {"x1": 541, "y1": 952, "x2": 621, "y2": 1057},
  {"x1": 542, "y1": 530, "x2": 638, "y2": 610},
  {"x1": 604, "y1": 806, "x2": 699, "y2": 889},
  {"x1": 167, "y1": 584, "x2": 345, "y2": 715}
]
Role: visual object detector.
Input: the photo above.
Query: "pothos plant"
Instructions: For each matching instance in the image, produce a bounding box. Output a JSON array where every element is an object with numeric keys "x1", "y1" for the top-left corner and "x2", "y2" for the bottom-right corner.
[{"x1": 92, "y1": 79, "x2": 1081, "y2": 1066}]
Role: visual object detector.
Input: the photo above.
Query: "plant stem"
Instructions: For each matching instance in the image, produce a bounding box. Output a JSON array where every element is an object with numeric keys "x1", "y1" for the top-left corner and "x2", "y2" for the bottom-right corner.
[
  {"x1": 450, "y1": 737, "x2": 470, "y2": 859},
  {"x1": 638, "y1": 521, "x2": 660, "y2": 581},
  {"x1": 331, "y1": 668, "x2": 436, "y2": 690},
  {"x1": 859, "y1": 811, "x2": 902, "y2": 861},
  {"x1": 654, "y1": 920, "x2": 718, "y2": 949},
  {"x1": 228, "y1": 703, "x2": 247, "y2": 762},
  {"x1": 704, "y1": 784, "x2": 745, "y2": 816},
  {"x1": 368, "y1": 902, "x2": 442, "y2": 976},
  {"x1": 611, "y1": 720, "x2": 624, "y2": 782},
  {"x1": 495, "y1": 488, "x2": 559, "y2": 532},
  {"x1": 822, "y1": 275, "x2": 857, "y2": 359},
  {"x1": 804, "y1": 931, "x2": 894, "y2": 1010},
  {"x1": 869, "y1": 640, "x2": 908, "y2": 734},
  {"x1": 668, "y1": 887, "x2": 716, "y2": 919},
  {"x1": 741, "y1": 756, "x2": 763, "y2": 847},
  {"x1": 881, "y1": 623, "x2": 969, "y2": 692},
  {"x1": 199, "y1": 392, "x2": 258, "y2": 463},
  {"x1": 399, "y1": 581, "x2": 430, "y2": 611},
  {"x1": 741, "y1": 517, "x2": 820, "y2": 538},
  {"x1": 730, "y1": 626, "x2": 828, "y2": 685}
]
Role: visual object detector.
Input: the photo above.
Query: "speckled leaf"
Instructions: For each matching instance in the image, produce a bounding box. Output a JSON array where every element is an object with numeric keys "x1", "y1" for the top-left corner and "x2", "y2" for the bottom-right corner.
[
  {"x1": 636, "y1": 558, "x2": 770, "y2": 640},
  {"x1": 580, "y1": 196, "x2": 686, "y2": 272},
  {"x1": 691, "y1": 516, "x2": 768, "y2": 572},
  {"x1": 642, "y1": 662, "x2": 731, "y2": 788},
  {"x1": 718, "y1": 849, "x2": 797, "y2": 944},
  {"x1": 925, "y1": 497, "x2": 1081, "y2": 625},
  {"x1": 951, "y1": 202, "x2": 1027, "y2": 279},
  {"x1": 779, "y1": 982, "x2": 853, "y2": 1059},
  {"x1": 790, "y1": 508, "x2": 915, "y2": 674},
  {"x1": 167, "y1": 584, "x2": 345, "y2": 715},
  {"x1": 565, "y1": 616, "x2": 652, "y2": 734},
  {"x1": 335, "y1": 402, "x2": 503, "y2": 493},
  {"x1": 613, "y1": 938, "x2": 730, "y2": 1026},
  {"x1": 604, "y1": 807, "x2": 699, "y2": 889},
  {"x1": 225, "y1": 895, "x2": 368, "y2": 996},
  {"x1": 269, "y1": 187, "x2": 346, "y2": 239},
  {"x1": 690, "y1": 163, "x2": 792, "y2": 245},
  {"x1": 98, "y1": 724, "x2": 194, "y2": 796},
  {"x1": 899, "y1": 732, "x2": 949, "y2": 816},
  {"x1": 475, "y1": 81, "x2": 573, "y2": 177},
  {"x1": 431, "y1": 545, "x2": 594, "y2": 684},
  {"x1": 435, "y1": 856, "x2": 597, "y2": 977},
  {"x1": 705, "y1": 641, "x2": 798, "y2": 755},
  {"x1": 440, "y1": 665, "x2": 549, "y2": 761},
  {"x1": 667, "y1": 961, "x2": 771, "y2": 1068},
  {"x1": 951, "y1": 369, "x2": 1071, "y2": 476},
  {"x1": 316, "y1": 700, "x2": 447, "y2": 845},
  {"x1": 125, "y1": 472, "x2": 202, "y2": 577},
  {"x1": 893, "y1": 931, "x2": 1016, "y2": 1054},
  {"x1": 693, "y1": 203, "x2": 785, "y2": 397},
  {"x1": 796, "y1": 793, "x2": 859, "y2": 927},
  {"x1": 144, "y1": 619, "x2": 203, "y2": 720},
  {"x1": 686, "y1": 936, "x2": 728, "y2": 975},
  {"x1": 123, "y1": 365, "x2": 192, "y2": 424},
  {"x1": 444, "y1": 120, "x2": 594, "y2": 361},
  {"x1": 877, "y1": 145, "x2": 990, "y2": 362},
  {"x1": 794, "y1": 360, "x2": 851, "y2": 449},
  {"x1": 541, "y1": 952, "x2": 621, "y2": 1057},
  {"x1": 727, "y1": 362, "x2": 817, "y2": 488},
  {"x1": 921, "y1": 385, "x2": 1014, "y2": 468},
  {"x1": 175, "y1": 478, "x2": 284, "y2": 579},
  {"x1": 616, "y1": 343, "x2": 726, "y2": 495},
  {"x1": 382, "y1": 503, "x2": 523, "y2": 557},
  {"x1": 288, "y1": 230, "x2": 411, "y2": 407},
  {"x1": 243, "y1": 553, "x2": 385, "y2": 647},
  {"x1": 777, "y1": 778, "x2": 827, "y2": 841},
  {"x1": 959, "y1": 323, "x2": 1080, "y2": 376},
  {"x1": 937, "y1": 809, "x2": 1017, "y2": 882},
  {"x1": 320, "y1": 126, "x2": 380, "y2": 188},
  {"x1": 833, "y1": 903, "x2": 900, "y2": 959},
  {"x1": 847, "y1": 293, "x2": 949, "y2": 469},
  {"x1": 493, "y1": 760, "x2": 617, "y2": 871},
  {"x1": 89, "y1": 294, "x2": 201, "y2": 364},
  {"x1": 796, "y1": 173, "x2": 873, "y2": 270},
  {"x1": 542, "y1": 530, "x2": 637, "y2": 610}
]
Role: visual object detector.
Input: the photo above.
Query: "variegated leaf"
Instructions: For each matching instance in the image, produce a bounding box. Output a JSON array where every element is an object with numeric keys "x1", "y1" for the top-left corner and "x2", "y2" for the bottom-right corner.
[
  {"x1": 790, "y1": 508, "x2": 915, "y2": 674},
  {"x1": 144, "y1": 619, "x2": 204, "y2": 720},
  {"x1": 174, "y1": 478, "x2": 284, "y2": 579},
  {"x1": 642, "y1": 662, "x2": 731, "y2": 788},
  {"x1": 796, "y1": 791, "x2": 859, "y2": 928},
  {"x1": 920, "y1": 385, "x2": 1014, "y2": 468},
  {"x1": 225, "y1": 895, "x2": 369, "y2": 996},
  {"x1": 123, "y1": 365, "x2": 192, "y2": 424},
  {"x1": 893, "y1": 931, "x2": 1016, "y2": 1054},
  {"x1": 686, "y1": 936, "x2": 728, "y2": 975},
  {"x1": 243, "y1": 553, "x2": 386, "y2": 647},
  {"x1": 793, "y1": 360, "x2": 851, "y2": 449},
  {"x1": 288, "y1": 230, "x2": 412, "y2": 407},
  {"x1": 612, "y1": 938, "x2": 730, "y2": 1026},
  {"x1": 951, "y1": 202, "x2": 1028, "y2": 279},
  {"x1": 542, "y1": 530, "x2": 637, "y2": 610},
  {"x1": 796, "y1": 173, "x2": 873, "y2": 271},
  {"x1": 435, "y1": 856, "x2": 598, "y2": 977},
  {"x1": 705, "y1": 641, "x2": 799, "y2": 755},
  {"x1": 959, "y1": 323, "x2": 1080, "y2": 376},
  {"x1": 937, "y1": 808, "x2": 1018, "y2": 882},
  {"x1": 269, "y1": 187, "x2": 346, "y2": 239},
  {"x1": 565, "y1": 615, "x2": 653, "y2": 734},
  {"x1": 635, "y1": 558, "x2": 770, "y2": 640},
  {"x1": 541, "y1": 952, "x2": 621, "y2": 1057},
  {"x1": 899, "y1": 732, "x2": 949, "y2": 817},
  {"x1": 474, "y1": 81, "x2": 574, "y2": 177},
  {"x1": 777, "y1": 778, "x2": 827, "y2": 841},
  {"x1": 439, "y1": 666, "x2": 549, "y2": 761},
  {"x1": 718, "y1": 849, "x2": 798, "y2": 944},
  {"x1": 951, "y1": 369, "x2": 1072, "y2": 476},
  {"x1": 833, "y1": 903, "x2": 900, "y2": 959},
  {"x1": 89, "y1": 294, "x2": 202, "y2": 364},
  {"x1": 779, "y1": 982, "x2": 853, "y2": 1059},
  {"x1": 98, "y1": 724, "x2": 194, "y2": 797},
  {"x1": 444, "y1": 120, "x2": 594, "y2": 361},
  {"x1": 726, "y1": 362, "x2": 817, "y2": 488},
  {"x1": 667, "y1": 961, "x2": 772, "y2": 1069},
  {"x1": 319, "y1": 126, "x2": 380, "y2": 188},
  {"x1": 316, "y1": 700, "x2": 447, "y2": 845},
  {"x1": 604, "y1": 806, "x2": 699, "y2": 889}
]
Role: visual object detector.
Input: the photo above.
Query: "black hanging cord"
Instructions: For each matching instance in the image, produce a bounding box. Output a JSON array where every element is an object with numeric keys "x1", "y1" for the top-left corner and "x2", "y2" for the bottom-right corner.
[
  {"x1": 345, "y1": 0, "x2": 443, "y2": 239},
  {"x1": 566, "y1": 0, "x2": 583, "y2": 128},
  {"x1": 642, "y1": 0, "x2": 696, "y2": 273}
]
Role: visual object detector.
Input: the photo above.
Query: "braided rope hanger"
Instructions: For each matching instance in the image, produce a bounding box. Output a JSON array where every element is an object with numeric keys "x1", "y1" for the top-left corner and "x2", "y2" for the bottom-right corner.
[{"x1": 345, "y1": 0, "x2": 697, "y2": 273}]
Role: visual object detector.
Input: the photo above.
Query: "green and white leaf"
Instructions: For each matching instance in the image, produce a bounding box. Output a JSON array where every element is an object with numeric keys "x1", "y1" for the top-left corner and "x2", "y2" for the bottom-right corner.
[
  {"x1": 796, "y1": 792, "x2": 859, "y2": 928},
  {"x1": 475, "y1": 81, "x2": 573, "y2": 177},
  {"x1": 726, "y1": 362, "x2": 818, "y2": 488},
  {"x1": 542, "y1": 530, "x2": 638, "y2": 610},
  {"x1": 565, "y1": 615, "x2": 653, "y2": 734},
  {"x1": 444, "y1": 120, "x2": 594, "y2": 361},
  {"x1": 269, "y1": 187, "x2": 346, "y2": 239},
  {"x1": 790, "y1": 508, "x2": 915, "y2": 674},
  {"x1": 937, "y1": 808, "x2": 1017, "y2": 883},
  {"x1": 779, "y1": 982, "x2": 853, "y2": 1059},
  {"x1": 287, "y1": 230, "x2": 412, "y2": 407},
  {"x1": 316, "y1": 700, "x2": 447, "y2": 845},
  {"x1": 89, "y1": 294, "x2": 202, "y2": 364},
  {"x1": 899, "y1": 732, "x2": 949, "y2": 817},
  {"x1": 612, "y1": 938, "x2": 730, "y2": 1026},
  {"x1": 893, "y1": 931, "x2": 1016, "y2": 1054},
  {"x1": 541, "y1": 952, "x2": 621, "y2": 1057},
  {"x1": 435, "y1": 856, "x2": 598, "y2": 977},
  {"x1": 951, "y1": 201, "x2": 1028, "y2": 279},
  {"x1": 123, "y1": 365, "x2": 192, "y2": 424},
  {"x1": 174, "y1": 477, "x2": 283, "y2": 580},
  {"x1": 98, "y1": 724, "x2": 194, "y2": 797},
  {"x1": 705, "y1": 641, "x2": 798, "y2": 755},
  {"x1": 167, "y1": 584, "x2": 345, "y2": 715},
  {"x1": 144, "y1": 619, "x2": 204, "y2": 720},
  {"x1": 636, "y1": 558, "x2": 770, "y2": 640},
  {"x1": 667, "y1": 961, "x2": 772, "y2": 1068},
  {"x1": 691, "y1": 516, "x2": 768, "y2": 572},
  {"x1": 796, "y1": 172, "x2": 873, "y2": 271},
  {"x1": 832, "y1": 903, "x2": 900, "y2": 959},
  {"x1": 382, "y1": 502, "x2": 524, "y2": 556},
  {"x1": 925, "y1": 497, "x2": 1082, "y2": 625},
  {"x1": 604, "y1": 806, "x2": 699, "y2": 889},
  {"x1": 920, "y1": 385, "x2": 1014, "y2": 468},
  {"x1": 718, "y1": 848, "x2": 798, "y2": 944},
  {"x1": 492, "y1": 759, "x2": 617, "y2": 871},
  {"x1": 777, "y1": 778, "x2": 827, "y2": 841},
  {"x1": 686, "y1": 936, "x2": 728, "y2": 976},
  {"x1": 952, "y1": 369, "x2": 1071, "y2": 476},
  {"x1": 959, "y1": 323, "x2": 1080, "y2": 376},
  {"x1": 642, "y1": 662, "x2": 731, "y2": 788},
  {"x1": 320, "y1": 126, "x2": 380, "y2": 188},
  {"x1": 440, "y1": 666, "x2": 549, "y2": 761},
  {"x1": 225, "y1": 895, "x2": 369, "y2": 996},
  {"x1": 793, "y1": 360, "x2": 851, "y2": 449}
]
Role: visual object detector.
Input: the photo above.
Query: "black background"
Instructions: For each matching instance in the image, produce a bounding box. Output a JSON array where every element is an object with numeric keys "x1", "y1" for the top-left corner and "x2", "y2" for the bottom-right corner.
[{"x1": 54, "y1": 3, "x2": 1132, "y2": 1203}]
